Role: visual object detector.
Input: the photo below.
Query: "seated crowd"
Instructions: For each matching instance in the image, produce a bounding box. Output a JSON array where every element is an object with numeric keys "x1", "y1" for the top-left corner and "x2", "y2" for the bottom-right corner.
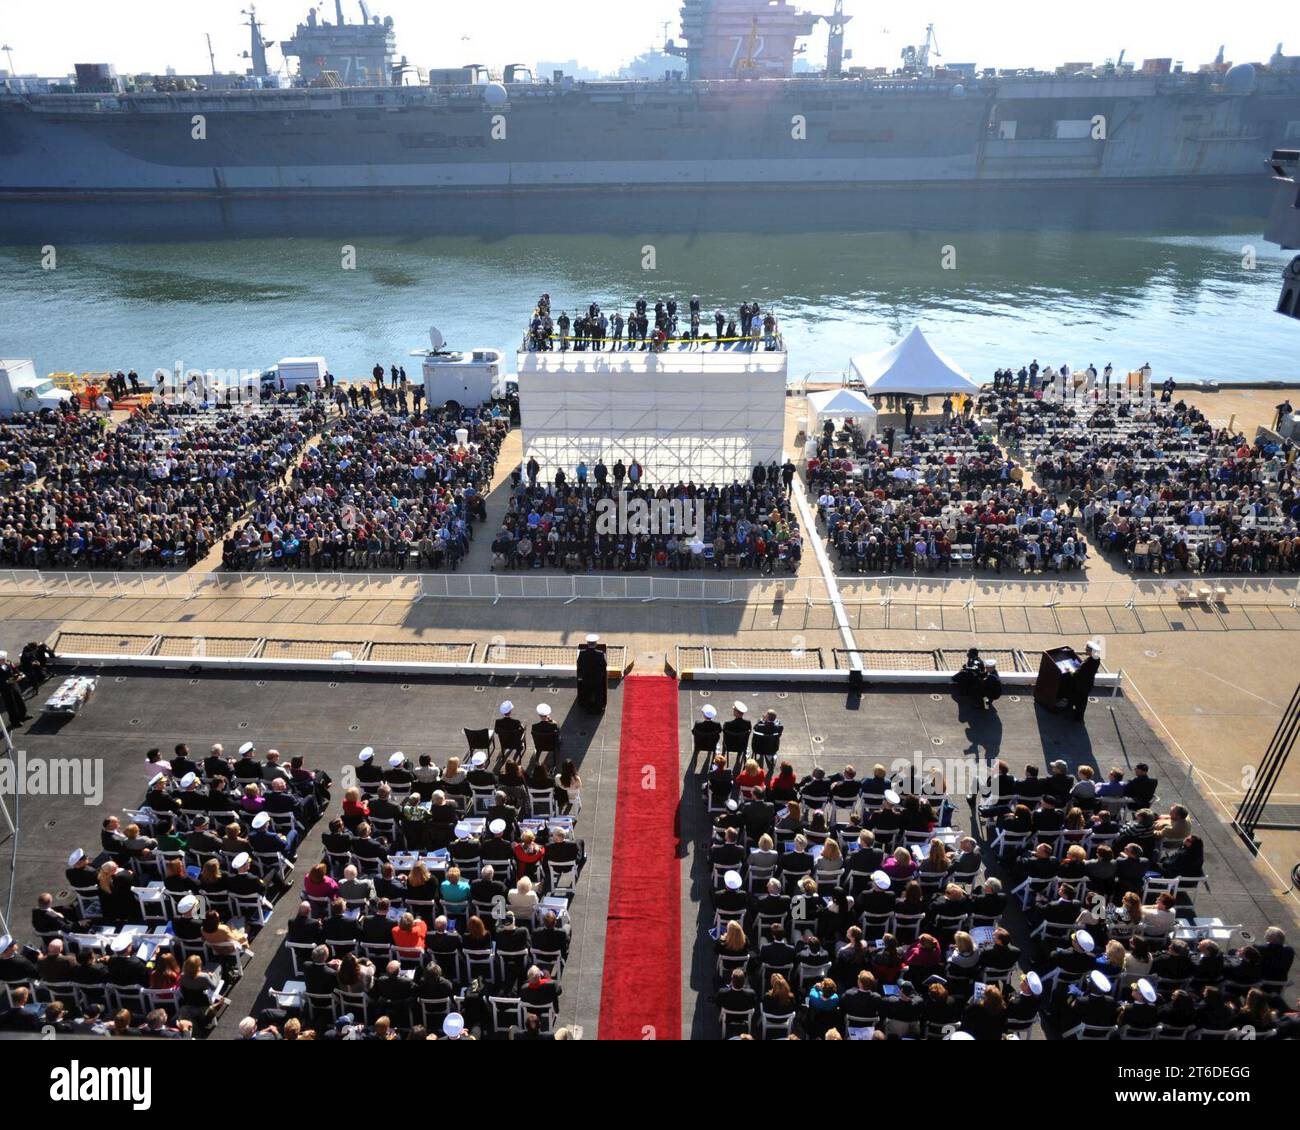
[
  {"x1": 222, "y1": 405, "x2": 508, "y2": 571},
  {"x1": 492, "y1": 463, "x2": 802, "y2": 573},
  {"x1": 0, "y1": 738, "x2": 332, "y2": 1037},
  {"x1": 0, "y1": 401, "x2": 324, "y2": 569},
  {"x1": 983, "y1": 384, "x2": 1299, "y2": 575},
  {"x1": 249, "y1": 704, "x2": 584, "y2": 1040},
  {"x1": 0, "y1": 410, "x2": 108, "y2": 491},
  {"x1": 811, "y1": 413, "x2": 1088, "y2": 576},
  {"x1": 696, "y1": 715, "x2": 1296, "y2": 1040}
]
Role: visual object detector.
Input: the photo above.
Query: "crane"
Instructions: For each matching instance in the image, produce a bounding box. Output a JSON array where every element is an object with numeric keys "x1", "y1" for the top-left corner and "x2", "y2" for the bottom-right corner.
[
  {"x1": 825, "y1": 0, "x2": 851, "y2": 78},
  {"x1": 736, "y1": 16, "x2": 761, "y2": 76}
]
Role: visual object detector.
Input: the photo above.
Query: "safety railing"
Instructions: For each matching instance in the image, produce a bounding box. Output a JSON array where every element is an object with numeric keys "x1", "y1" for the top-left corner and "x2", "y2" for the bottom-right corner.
[{"x1": 0, "y1": 570, "x2": 1297, "y2": 608}]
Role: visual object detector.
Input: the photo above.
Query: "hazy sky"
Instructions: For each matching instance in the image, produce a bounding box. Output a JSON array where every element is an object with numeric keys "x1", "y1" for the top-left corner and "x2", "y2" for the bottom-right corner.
[{"x1": 0, "y1": 0, "x2": 1289, "y2": 78}]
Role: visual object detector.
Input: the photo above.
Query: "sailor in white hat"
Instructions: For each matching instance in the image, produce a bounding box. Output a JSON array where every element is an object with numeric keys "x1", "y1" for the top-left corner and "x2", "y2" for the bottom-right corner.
[
  {"x1": 690, "y1": 703, "x2": 723, "y2": 764},
  {"x1": 723, "y1": 869, "x2": 742, "y2": 891},
  {"x1": 499, "y1": 700, "x2": 514, "y2": 716},
  {"x1": 356, "y1": 745, "x2": 384, "y2": 787},
  {"x1": 388, "y1": 752, "x2": 406, "y2": 769},
  {"x1": 251, "y1": 812, "x2": 271, "y2": 830},
  {"x1": 577, "y1": 633, "x2": 608, "y2": 713},
  {"x1": 238, "y1": 741, "x2": 256, "y2": 757},
  {"x1": 67, "y1": 848, "x2": 85, "y2": 868},
  {"x1": 723, "y1": 701, "x2": 752, "y2": 767},
  {"x1": 176, "y1": 894, "x2": 199, "y2": 917},
  {"x1": 442, "y1": 1012, "x2": 466, "y2": 1039},
  {"x1": 533, "y1": 702, "x2": 560, "y2": 763}
]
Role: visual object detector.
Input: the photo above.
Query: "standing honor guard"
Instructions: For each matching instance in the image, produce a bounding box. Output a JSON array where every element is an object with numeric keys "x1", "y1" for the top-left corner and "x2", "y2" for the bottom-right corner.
[{"x1": 576, "y1": 634, "x2": 608, "y2": 713}]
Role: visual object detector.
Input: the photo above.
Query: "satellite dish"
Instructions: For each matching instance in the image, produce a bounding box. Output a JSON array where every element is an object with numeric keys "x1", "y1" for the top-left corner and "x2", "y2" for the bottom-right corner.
[{"x1": 429, "y1": 325, "x2": 446, "y2": 352}]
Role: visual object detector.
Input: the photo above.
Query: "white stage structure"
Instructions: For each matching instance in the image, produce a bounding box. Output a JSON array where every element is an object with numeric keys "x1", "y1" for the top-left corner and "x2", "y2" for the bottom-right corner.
[
  {"x1": 849, "y1": 325, "x2": 980, "y2": 398},
  {"x1": 517, "y1": 345, "x2": 787, "y2": 482}
]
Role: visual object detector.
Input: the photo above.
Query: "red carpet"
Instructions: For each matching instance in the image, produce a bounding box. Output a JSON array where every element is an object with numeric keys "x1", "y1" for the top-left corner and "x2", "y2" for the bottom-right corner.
[{"x1": 598, "y1": 675, "x2": 682, "y2": 1040}]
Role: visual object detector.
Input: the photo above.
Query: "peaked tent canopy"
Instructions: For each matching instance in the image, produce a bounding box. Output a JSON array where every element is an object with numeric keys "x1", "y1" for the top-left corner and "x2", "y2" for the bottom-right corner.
[
  {"x1": 849, "y1": 325, "x2": 980, "y2": 397},
  {"x1": 807, "y1": 388, "x2": 878, "y2": 435}
]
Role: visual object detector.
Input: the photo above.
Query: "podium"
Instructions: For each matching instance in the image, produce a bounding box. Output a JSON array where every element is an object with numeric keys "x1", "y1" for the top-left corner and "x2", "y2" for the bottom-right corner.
[{"x1": 1034, "y1": 646, "x2": 1082, "y2": 710}]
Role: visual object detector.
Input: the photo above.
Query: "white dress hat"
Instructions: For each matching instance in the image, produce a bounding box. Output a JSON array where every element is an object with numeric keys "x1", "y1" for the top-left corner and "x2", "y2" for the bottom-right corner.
[
  {"x1": 536, "y1": 704, "x2": 552, "y2": 717},
  {"x1": 499, "y1": 701, "x2": 514, "y2": 715},
  {"x1": 701, "y1": 705, "x2": 717, "y2": 719},
  {"x1": 238, "y1": 741, "x2": 255, "y2": 756}
]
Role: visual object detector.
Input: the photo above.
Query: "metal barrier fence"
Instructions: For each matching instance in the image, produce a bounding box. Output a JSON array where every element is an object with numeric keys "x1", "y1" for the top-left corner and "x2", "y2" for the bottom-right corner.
[
  {"x1": 675, "y1": 646, "x2": 825, "y2": 673},
  {"x1": 0, "y1": 570, "x2": 821, "y2": 604},
  {"x1": 1, "y1": 570, "x2": 1298, "y2": 608},
  {"x1": 831, "y1": 648, "x2": 1031, "y2": 672}
]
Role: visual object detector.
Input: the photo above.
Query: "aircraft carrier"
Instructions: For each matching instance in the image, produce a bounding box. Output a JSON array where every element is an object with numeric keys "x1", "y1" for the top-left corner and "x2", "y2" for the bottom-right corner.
[{"x1": 1, "y1": 0, "x2": 1298, "y2": 200}]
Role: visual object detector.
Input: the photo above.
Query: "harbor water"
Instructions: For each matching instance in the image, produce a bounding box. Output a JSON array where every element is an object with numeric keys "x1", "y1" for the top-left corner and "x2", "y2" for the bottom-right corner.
[{"x1": 0, "y1": 185, "x2": 1293, "y2": 386}]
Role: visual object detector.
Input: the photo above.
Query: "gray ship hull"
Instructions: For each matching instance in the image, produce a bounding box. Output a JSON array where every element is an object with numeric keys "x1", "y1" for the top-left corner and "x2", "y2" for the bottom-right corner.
[{"x1": 1, "y1": 76, "x2": 1297, "y2": 199}]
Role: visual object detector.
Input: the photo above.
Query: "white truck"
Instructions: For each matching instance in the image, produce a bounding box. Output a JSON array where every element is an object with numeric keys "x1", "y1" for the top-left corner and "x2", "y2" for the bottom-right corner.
[
  {"x1": 0, "y1": 359, "x2": 74, "y2": 417},
  {"x1": 261, "y1": 356, "x2": 327, "y2": 392}
]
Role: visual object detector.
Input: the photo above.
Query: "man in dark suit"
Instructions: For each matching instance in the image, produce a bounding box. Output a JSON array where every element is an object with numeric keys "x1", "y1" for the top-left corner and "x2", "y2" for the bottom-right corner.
[
  {"x1": 100, "y1": 815, "x2": 130, "y2": 858},
  {"x1": 170, "y1": 742, "x2": 199, "y2": 778},
  {"x1": 710, "y1": 828, "x2": 746, "y2": 873},
  {"x1": 350, "y1": 824, "x2": 389, "y2": 870},
  {"x1": 354, "y1": 898, "x2": 393, "y2": 944},
  {"x1": 36, "y1": 939, "x2": 76, "y2": 984},
  {"x1": 758, "y1": 921, "x2": 797, "y2": 972},
  {"x1": 470, "y1": 865, "x2": 507, "y2": 911},
  {"x1": 32, "y1": 889, "x2": 81, "y2": 936},
  {"x1": 520, "y1": 966, "x2": 562, "y2": 1009},
  {"x1": 1123, "y1": 763, "x2": 1158, "y2": 810},
  {"x1": 705, "y1": 754, "x2": 733, "y2": 806},
  {"x1": 303, "y1": 947, "x2": 339, "y2": 996},
  {"x1": 203, "y1": 744, "x2": 234, "y2": 783},
  {"x1": 750, "y1": 710, "x2": 784, "y2": 766},
  {"x1": 184, "y1": 816, "x2": 224, "y2": 860},
  {"x1": 321, "y1": 898, "x2": 362, "y2": 948},
  {"x1": 287, "y1": 902, "x2": 325, "y2": 946},
  {"x1": 531, "y1": 911, "x2": 569, "y2": 961},
  {"x1": 716, "y1": 968, "x2": 757, "y2": 1034},
  {"x1": 741, "y1": 794, "x2": 775, "y2": 842},
  {"x1": 370, "y1": 959, "x2": 417, "y2": 1025}
]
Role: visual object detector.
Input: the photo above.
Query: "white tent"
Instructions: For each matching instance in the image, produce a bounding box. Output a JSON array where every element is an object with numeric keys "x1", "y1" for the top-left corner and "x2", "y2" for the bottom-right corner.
[
  {"x1": 849, "y1": 325, "x2": 980, "y2": 397},
  {"x1": 807, "y1": 388, "x2": 878, "y2": 436}
]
